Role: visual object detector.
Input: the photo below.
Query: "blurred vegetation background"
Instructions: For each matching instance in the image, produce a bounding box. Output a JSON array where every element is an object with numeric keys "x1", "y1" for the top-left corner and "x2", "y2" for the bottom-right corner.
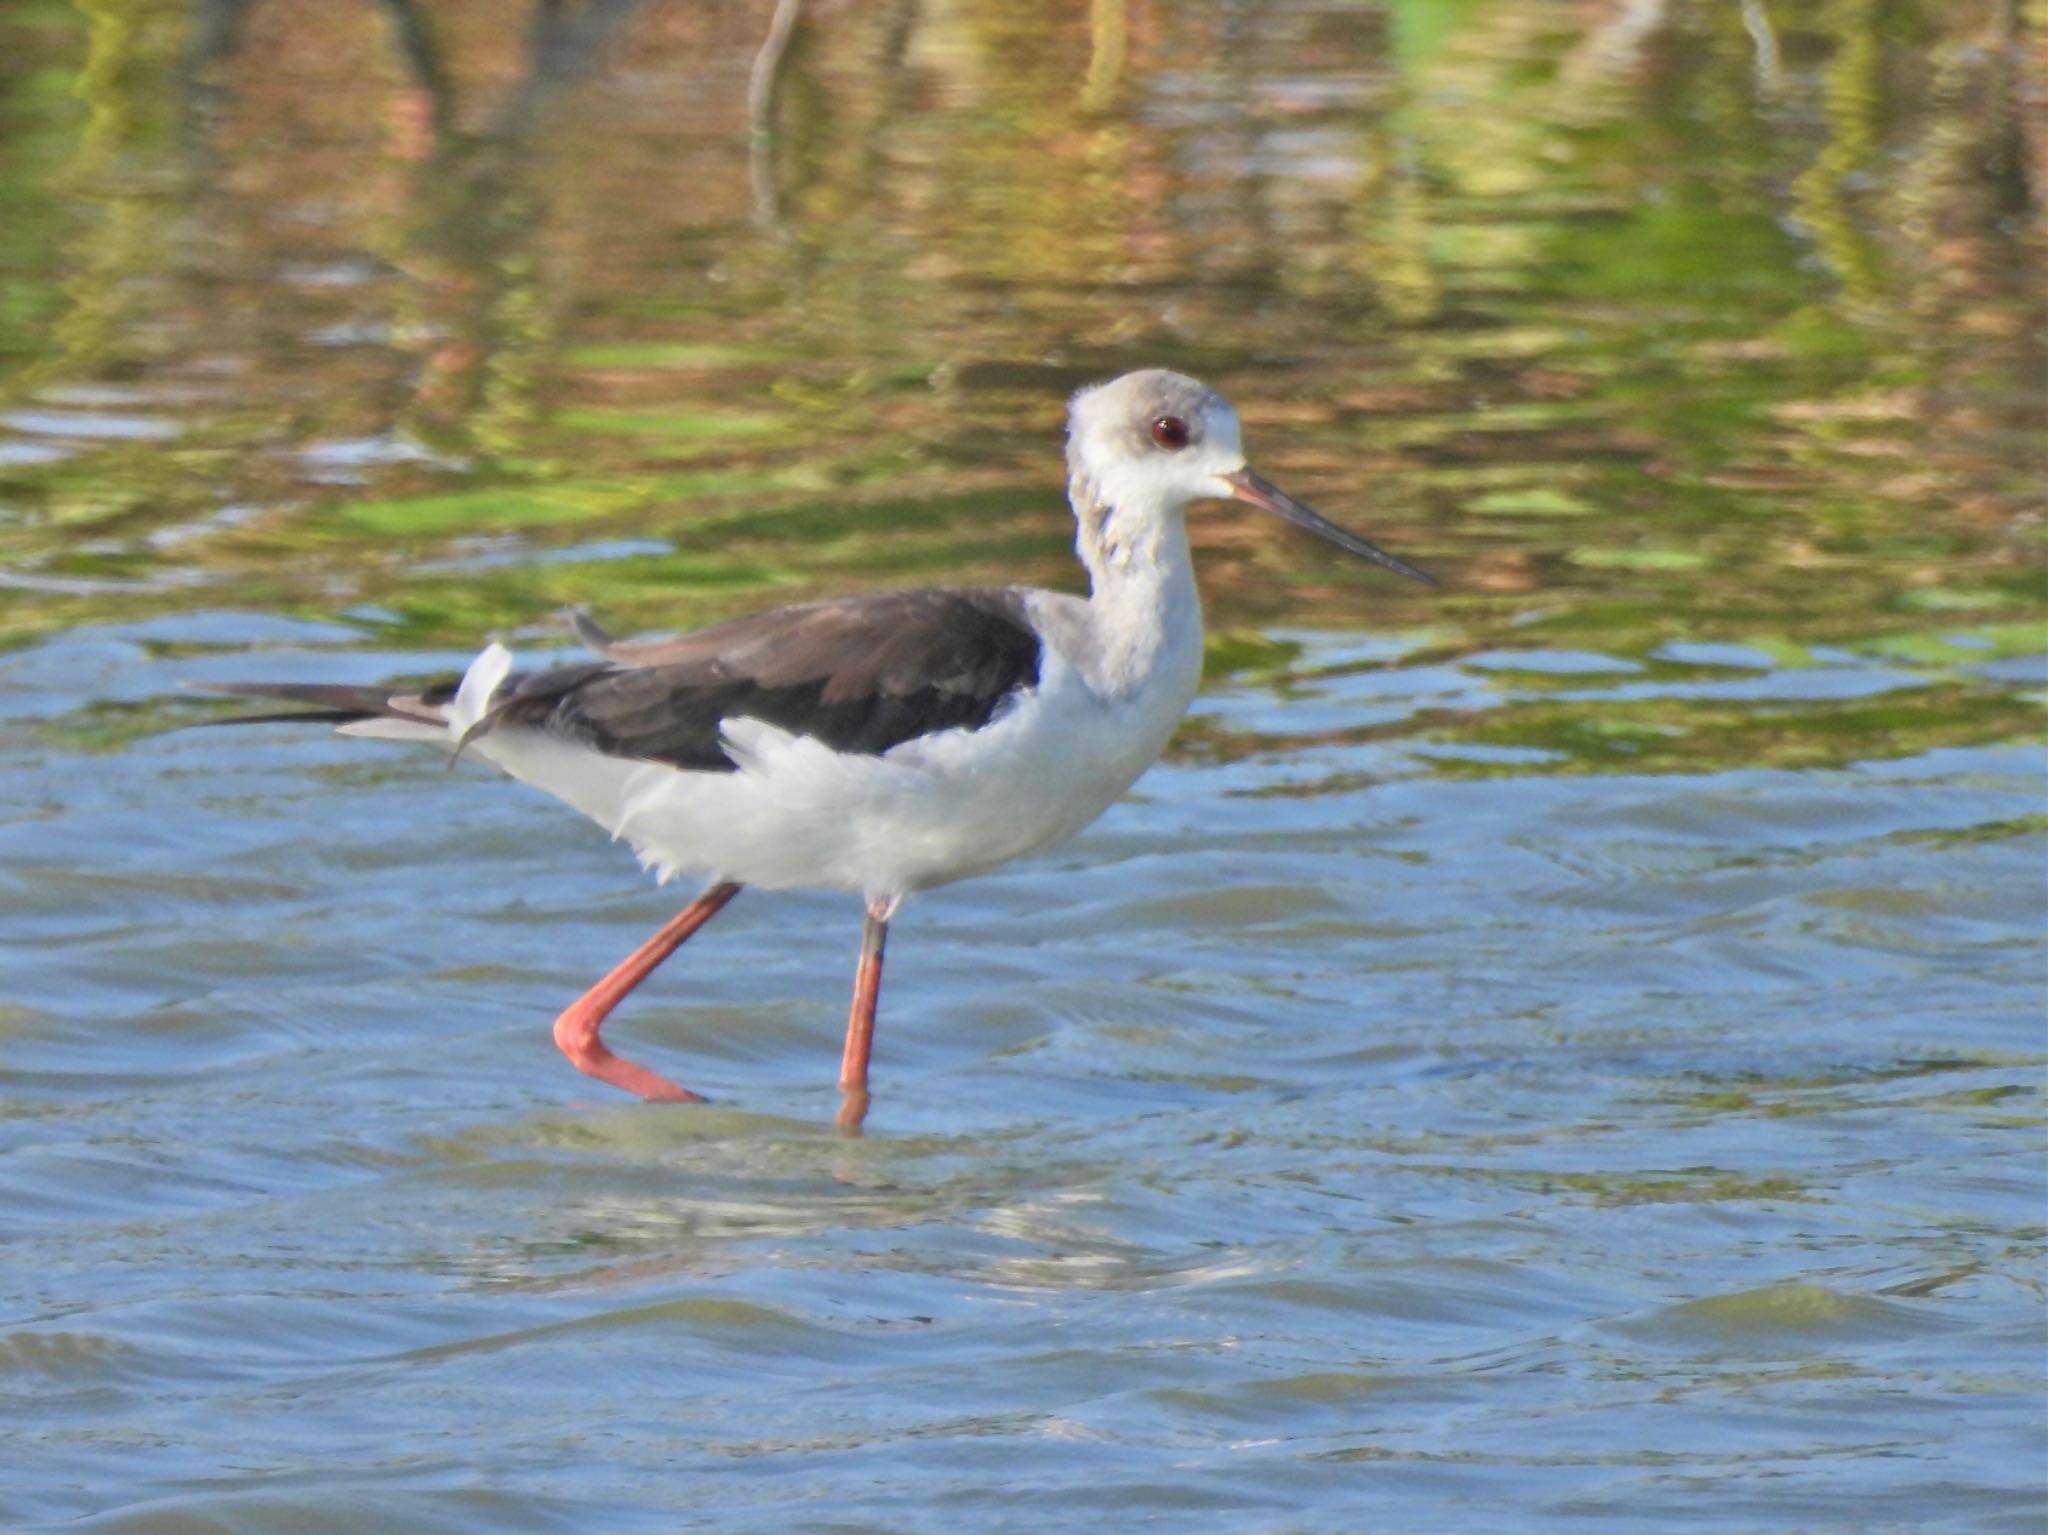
[{"x1": 0, "y1": 0, "x2": 2040, "y2": 775}]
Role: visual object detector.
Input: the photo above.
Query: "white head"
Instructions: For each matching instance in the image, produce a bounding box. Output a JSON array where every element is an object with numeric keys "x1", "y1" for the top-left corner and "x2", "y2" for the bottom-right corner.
[
  {"x1": 1066, "y1": 370, "x2": 1246, "y2": 515},
  {"x1": 1064, "y1": 369, "x2": 1435, "y2": 586}
]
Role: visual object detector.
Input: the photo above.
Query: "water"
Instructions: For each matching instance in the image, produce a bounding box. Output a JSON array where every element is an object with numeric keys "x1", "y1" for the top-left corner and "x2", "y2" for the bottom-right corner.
[{"x1": 1, "y1": 2, "x2": 2042, "y2": 1530}]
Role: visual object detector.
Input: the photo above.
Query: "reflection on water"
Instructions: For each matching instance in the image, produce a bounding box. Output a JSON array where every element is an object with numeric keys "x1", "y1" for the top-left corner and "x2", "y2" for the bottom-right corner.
[{"x1": 0, "y1": 2, "x2": 2041, "y2": 1531}]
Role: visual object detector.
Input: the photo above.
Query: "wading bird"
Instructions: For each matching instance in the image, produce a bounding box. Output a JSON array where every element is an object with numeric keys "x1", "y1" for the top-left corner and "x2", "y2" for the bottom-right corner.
[{"x1": 199, "y1": 370, "x2": 1434, "y2": 1128}]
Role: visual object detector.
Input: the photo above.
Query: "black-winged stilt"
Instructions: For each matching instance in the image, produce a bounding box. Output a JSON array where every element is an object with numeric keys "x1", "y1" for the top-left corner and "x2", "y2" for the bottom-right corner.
[{"x1": 197, "y1": 369, "x2": 1435, "y2": 1128}]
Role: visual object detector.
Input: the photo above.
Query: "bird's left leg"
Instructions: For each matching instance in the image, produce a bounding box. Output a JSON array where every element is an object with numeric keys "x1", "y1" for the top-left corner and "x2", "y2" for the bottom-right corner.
[
  {"x1": 552, "y1": 881, "x2": 742, "y2": 1102},
  {"x1": 835, "y1": 893, "x2": 899, "y2": 1131}
]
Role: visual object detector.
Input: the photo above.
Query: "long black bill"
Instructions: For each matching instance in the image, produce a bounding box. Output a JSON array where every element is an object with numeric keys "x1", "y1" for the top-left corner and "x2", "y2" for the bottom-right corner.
[{"x1": 1221, "y1": 468, "x2": 1438, "y2": 587}]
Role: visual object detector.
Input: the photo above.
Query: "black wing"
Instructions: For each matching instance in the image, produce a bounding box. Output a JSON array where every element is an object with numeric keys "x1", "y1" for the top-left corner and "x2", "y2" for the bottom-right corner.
[{"x1": 483, "y1": 587, "x2": 1044, "y2": 772}]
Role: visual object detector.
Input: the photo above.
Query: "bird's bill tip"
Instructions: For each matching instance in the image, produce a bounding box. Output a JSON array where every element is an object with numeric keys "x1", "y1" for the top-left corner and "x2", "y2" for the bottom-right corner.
[{"x1": 1218, "y1": 468, "x2": 1438, "y2": 587}]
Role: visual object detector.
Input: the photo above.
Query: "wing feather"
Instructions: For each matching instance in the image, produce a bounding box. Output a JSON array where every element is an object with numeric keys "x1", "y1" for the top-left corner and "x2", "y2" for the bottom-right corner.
[
  {"x1": 494, "y1": 588, "x2": 1043, "y2": 772},
  {"x1": 189, "y1": 588, "x2": 1045, "y2": 774}
]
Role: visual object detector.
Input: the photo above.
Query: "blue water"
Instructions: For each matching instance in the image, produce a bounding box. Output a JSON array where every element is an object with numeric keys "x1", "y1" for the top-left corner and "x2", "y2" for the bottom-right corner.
[{"x1": 2, "y1": 616, "x2": 2041, "y2": 1532}]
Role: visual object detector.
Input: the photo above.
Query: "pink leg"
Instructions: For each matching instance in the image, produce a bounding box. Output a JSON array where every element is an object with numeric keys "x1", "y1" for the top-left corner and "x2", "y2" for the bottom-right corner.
[
  {"x1": 552, "y1": 882, "x2": 742, "y2": 1101},
  {"x1": 835, "y1": 895, "x2": 893, "y2": 1132}
]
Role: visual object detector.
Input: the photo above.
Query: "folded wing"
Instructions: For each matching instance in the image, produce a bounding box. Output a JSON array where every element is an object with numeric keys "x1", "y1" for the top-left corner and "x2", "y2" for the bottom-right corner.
[{"x1": 196, "y1": 587, "x2": 1046, "y2": 774}]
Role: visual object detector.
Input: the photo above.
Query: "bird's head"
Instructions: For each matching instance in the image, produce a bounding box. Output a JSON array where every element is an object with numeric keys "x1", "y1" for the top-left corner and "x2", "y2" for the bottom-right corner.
[{"x1": 1064, "y1": 369, "x2": 1435, "y2": 586}]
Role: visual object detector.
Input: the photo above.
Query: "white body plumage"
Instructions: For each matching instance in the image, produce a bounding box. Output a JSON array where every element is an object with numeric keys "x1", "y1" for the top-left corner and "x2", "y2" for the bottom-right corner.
[{"x1": 398, "y1": 575, "x2": 1203, "y2": 897}]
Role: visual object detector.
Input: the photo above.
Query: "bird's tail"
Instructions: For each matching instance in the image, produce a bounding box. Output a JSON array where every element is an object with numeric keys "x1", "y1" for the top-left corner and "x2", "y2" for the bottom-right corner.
[
  {"x1": 183, "y1": 677, "x2": 461, "y2": 744},
  {"x1": 183, "y1": 643, "x2": 515, "y2": 750}
]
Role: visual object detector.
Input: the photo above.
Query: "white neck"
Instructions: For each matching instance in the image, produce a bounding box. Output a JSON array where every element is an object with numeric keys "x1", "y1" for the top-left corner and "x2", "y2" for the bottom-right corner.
[{"x1": 1067, "y1": 468, "x2": 1205, "y2": 696}]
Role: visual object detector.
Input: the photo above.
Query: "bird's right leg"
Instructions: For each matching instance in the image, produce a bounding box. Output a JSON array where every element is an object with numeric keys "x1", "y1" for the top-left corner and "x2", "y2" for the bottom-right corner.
[
  {"x1": 835, "y1": 893, "x2": 898, "y2": 1133},
  {"x1": 551, "y1": 882, "x2": 743, "y2": 1101}
]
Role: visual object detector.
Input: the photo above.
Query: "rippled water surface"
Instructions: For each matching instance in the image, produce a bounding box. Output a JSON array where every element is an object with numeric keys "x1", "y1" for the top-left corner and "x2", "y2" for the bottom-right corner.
[{"x1": 1, "y1": 2, "x2": 2043, "y2": 1531}]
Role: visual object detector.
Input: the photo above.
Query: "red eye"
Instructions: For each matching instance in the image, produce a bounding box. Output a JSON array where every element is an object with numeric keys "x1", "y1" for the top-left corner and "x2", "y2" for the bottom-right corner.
[{"x1": 1150, "y1": 415, "x2": 1190, "y2": 450}]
